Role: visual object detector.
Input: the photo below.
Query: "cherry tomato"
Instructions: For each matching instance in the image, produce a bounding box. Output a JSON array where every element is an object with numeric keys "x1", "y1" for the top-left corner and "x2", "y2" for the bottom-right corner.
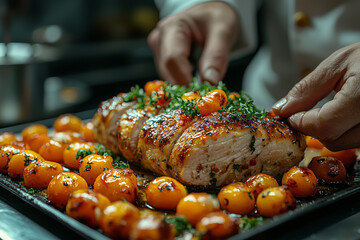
[
  {"x1": 79, "y1": 154, "x2": 113, "y2": 185},
  {"x1": 228, "y1": 92, "x2": 239, "y2": 100},
  {"x1": 38, "y1": 139, "x2": 66, "y2": 163},
  {"x1": 66, "y1": 189, "x2": 110, "y2": 228},
  {"x1": 21, "y1": 124, "x2": 48, "y2": 142},
  {"x1": 99, "y1": 201, "x2": 140, "y2": 239},
  {"x1": 144, "y1": 80, "x2": 166, "y2": 96},
  {"x1": 0, "y1": 132, "x2": 18, "y2": 146},
  {"x1": 308, "y1": 156, "x2": 346, "y2": 183},
  {"x1": 197, "y1": 90, "x2": 227, "y2": 115},
  {"x1": 305, "y1": 136, "x2": 324, "y2": 149},
  {"x1": 176, "y1": 193, "x2": 220, "y2": 226},
  {"x1": 52, "y1": 131, "x2": 82, "y2": 144},
  {"x1": 181, "y1": 91, "x2": 201, "y2": 102},
  {"x1": 81, "y1": 122, "x2": 96, "y2": 142},
  {"x1": 26, "y1": 134, "x2": 50, "y2": 152},
  {"x1": 320, "y1": 147, "x2": 356, "y2": 168},
  {"x1": 63, "y1": 142, "x2": 95, "y2": 170},
  {"x1": 7, "y1": 150, "x2": 45, "y2": 179},
  {"x1": 0, "y1": 142, "x2": 28, "y2": 173},
  {"x1": 47, "y1": 172, "x2": 88, "y2": 208},
  {"x1": 54, "y1": 114, "x2": 82, "y2": 132},
  {"x1": 23, "y1": 160, "x2": 63, "y2": 189},
  {"x1": 256, "y1": 186, "x2": 296, "y2": 217},
  {"x1": 282, "y1": 166, "x2": 317, "y2": 198},
  {"x1": 145, "y1": 176, "x2": 187, "y2": 210},
  {"x1": 245, "y1": 173, "x2": 279, "y2": 199},
  {"x1": 217, "y1": 182, "x2": 255, "y2": 215}
]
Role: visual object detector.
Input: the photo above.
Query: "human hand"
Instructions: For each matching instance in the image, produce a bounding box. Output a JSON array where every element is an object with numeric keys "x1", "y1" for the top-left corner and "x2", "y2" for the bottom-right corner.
[
  {"x1": 272, "y1": 42, "x2": 360, "y2": 151},
  {"x1": 148, "y1": 1, "x2": 239, "y2": 86}
]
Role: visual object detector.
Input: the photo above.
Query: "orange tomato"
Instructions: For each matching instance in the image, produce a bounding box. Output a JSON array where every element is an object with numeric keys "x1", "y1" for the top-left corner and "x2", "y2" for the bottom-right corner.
[
  {"x1": 305, "y1": 136, "x2": 324, "y2": 149},
  {"x1": 267, "y1": 109, "x2": 276, "y2": 117},
  {"x1": 81, "y1": 122, "x2": 96, "y2": 142},
  {"x1": 145, "y1": 176, "x2": 187, "y2": 210},
  {"x1": 21, "y1": 124, "x2": 48, "y2": 142},
  {"x1": 197, "y1": 90, "x2": 227, "y2": 115},
  {"x1": 256, "y1": 186, "x2": 296, "y2": 217},
  {"x1": 320, "y1": 147, "x2": 356, "y2": 168},
  {"x1": 308, "y1": 156, "x2": 346, "y2": 183},
  {"x1": 196, "y1": 212, "x2": 239, "y2": 240},
  {"x1": 0, "y1": 132, "x2": 18, "y2": 146},
  {"x1": 0, "y1": 142, "x2": 28, "y2": 173},
  {"x1": 181, "y1": 91, "x2": 201, "y2": 102},
  {"x1": 79, "y1": 154, "x2": 114, "y2": 185},
  {"x1": 176, "y1": 193, "x2": 220, "y2": 226},
  {"x1": 54, "y1": 114, "x2": 82, "y2": 132},
  {"x1": 52, "y1": 131, "x2": 82, "y2": 144},
  {"x1": 228, "y1": 92, "x2": 239, "y2": 100},
  {"x1": 144, "y1": 80, "x2": 166, "y2": 96},
  {"x1": 94, "y1": 168, "x2": 137, "y2": 203},
  {"x1": 23, "y1": 160, "x2": 63, "y2": 189},
  {"x1": 66, "y1": 189, "x2": 111, "y2": 228},
  {"x1": 63, "y1": 142, "x2": 95, "y2": 170},
  {"x1": 26, "y1": 134, "x2": 50, "y2": 152},
  {"x1": 47, "y1": 172, "x2": 88, "y2": 208},
  {"x1": 7, "y1": 150, "x2": 45, "y2": 179},
  {"x1": 38, "y1": 139, "x2": 66, "y2": 163},
  {"x1": 217, "y1": 182, "x2": 255, "y2": 215},
  {"x1": 99, "y1": 201, "x2": 140, "y2": 239},
  {"x1": 245, "y1": 173, "x2": 279, "y2": 199},
  {"x1": 282, "y1": 166, "x2": 317, "y2": 198}
]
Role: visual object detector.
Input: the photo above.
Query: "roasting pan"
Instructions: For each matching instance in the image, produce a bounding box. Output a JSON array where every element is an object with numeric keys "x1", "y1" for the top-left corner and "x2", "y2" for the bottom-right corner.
[{"x1": 1, "y1": 114, "x2": 360, "y2": 240}]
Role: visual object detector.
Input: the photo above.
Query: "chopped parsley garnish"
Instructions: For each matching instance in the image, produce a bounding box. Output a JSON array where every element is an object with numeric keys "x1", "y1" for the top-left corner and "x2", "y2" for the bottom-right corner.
[
  {"x1": 165, "y1": 216, "x2": 198, "y2": 236},
  {"x1": 76, "y1": 149, "x2": 93, "y2": 160},
  {"x1": 241, "y1": 216, "x2": 264, "y2": 231}
]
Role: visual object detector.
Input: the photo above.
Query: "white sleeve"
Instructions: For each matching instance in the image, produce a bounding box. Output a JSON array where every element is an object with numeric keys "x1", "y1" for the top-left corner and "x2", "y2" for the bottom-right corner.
[{"x1": 154, "y1": 0, "x2": 258, "y2": 58}]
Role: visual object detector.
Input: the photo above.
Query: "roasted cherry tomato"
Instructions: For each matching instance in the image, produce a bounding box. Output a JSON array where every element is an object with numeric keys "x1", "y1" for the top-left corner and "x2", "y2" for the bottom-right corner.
[
  {"x1": 181, "y1": 91, "x2": 201, "y2": 102},
  {"x1": 0, "y1": 132, "x2": 18, "y2": 146},
  {"x1": 217, "y1": 182, "x2": 255, "y2": 215},
  {"x1": 21, "y1": 124, "x2": 48, "y2": 142},
  {"x1": 308, "y1": 156, "x2": 346, "y2": 183},
  {"x1": 39, "y1": 139, "x2": 66, "y2": 163},
  {"x1": 79, "y1": 154, "x2": 113, "y2": 185},
  {"x1": 47, "y1": 172, "x2": 88, "y2": 208},
  {"x1": 245, "y1": 173, "x2": 279, "y2": 199},
  {"x1": 63, "y1": 142, "x2": 95, "y2": 170},
  {"x1": 0, "y1": 142, "x2": 28, "y2": 173},
  {"x1": 305, "y1": 136, "x2": 324, "y2": 149},
  {"x1": 144, "y1": 80, "x2": 166, "y2": 96},
  {"x1": 196, "y1": 212, "x2": 239, "y2": 240},
  {"x1": 282, "y1": 166, "x2": 317, "y2": 198},
  {"x1": 320, "y1": 147, "x2": 356, "y2": 168},
  {"x1": 66, "y1": 189, "x2": 110, "y2": 228},
  {"x1": 176, "y1": 193, "x2": 220, "y2": 226},
  {"x1": 148, "y1": 90, "x2": 169, "y2": 106},
  {"x1": 54, "y1": 114, "x2": 82, "y2": 132},
  {"x1": 52, "y1": 131, "x2": 82, "y2": 144},
  {"x1": 145, "y1": 176, "x2": 187, "y2": 210},
  {"x1": 23, "y1": 160, "x2": 63, "y2": 189},
  {"x1": 256, "y1": 186, "x2": 296, "y2": 217},
  {"x1": 7, "y1": 150, "x2": 45, "y2": 179},
  {"x1": 26, "y1": 134, "x2": 50, "y2": 152},
  {"x1": 129, "y1": 214, "x2": 175, "y2": 240},
  {"x1": 228, "y1": 92, "x2": 239, "y2": 101},
  {"x1": 94, "y1": 168, "x2": 137, "y2": 203},
  {"x1": 81, "y1": 122, "x2": 96, "y2": 142},
  {"x1": 197, "y1": 90, "x2": 227, "y2": 115},
  {"x1": 99, "y1": 201, "x2": 140, "y2": 239}
]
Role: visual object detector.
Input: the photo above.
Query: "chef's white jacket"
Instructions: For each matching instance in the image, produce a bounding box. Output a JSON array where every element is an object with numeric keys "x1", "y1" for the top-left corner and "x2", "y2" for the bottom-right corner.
[{"x1": 155, "y1": 0, "x2": 360, "y2": 110}]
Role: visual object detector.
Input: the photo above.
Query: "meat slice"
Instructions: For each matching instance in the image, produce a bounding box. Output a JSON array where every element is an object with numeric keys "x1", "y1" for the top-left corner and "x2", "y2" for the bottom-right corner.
[
  {"x1": 168, "y1": 112, "x2": 305, "y2": 186},
  {"x1": 117, "y1": 106, "x2": 160, "y2": 162},
  {"x1": 93, "y1": 95, "x2": 135, "y2": 154},
  {"x1": 137, "y1": 111, "x2": 197, "y2": 176}
]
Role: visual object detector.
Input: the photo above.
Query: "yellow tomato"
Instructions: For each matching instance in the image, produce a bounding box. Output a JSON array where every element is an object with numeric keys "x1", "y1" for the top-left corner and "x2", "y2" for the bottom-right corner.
[
  {"x1": 66, "y1": 189, "x2": 110, "y2": 228},
  {"x1": 26, "y1": 134, "x2": 50, "y2": 153},
  {"x1": 63, "y1": 142, "x2": 95, "y2": 170},
  {"x1": 181, "y1": 91, "x2": 201, "y2": 102},
  {"x1": 21, "y1": 124, "x2": 48, "y2": 142},
  {"x1": 282, "y1": 166, "x2": 317, "y2": 198},
  {"x1": 256, "y1": 186, "x2": 296, "y2": 217},
  {"x1": 0, "y1": 142, "x2": 28, "y2": 173},
  {"x1": 79, "y1": 154, "x2": 113, "y2": 185},
  {"x1": 7, "y1": 150, "x2": 45, "y2": 179},
  {"x1": 47, "y1": 172, "x2": 88, "y2": 208},
  {"x1": 196, "y1": 212, "x2": 239, "y2": 239},
  {"x1": 245, "y1": 173, "x2": 279, "y2": 199},
  {"x1": 23, "y1": 160, "x2": 63, "y2": 189},
  {"x1": 38, "y1": 139, "x2": 66, "y2": 163},
  {"x1": 197, "y1": 90, "x2": 227, "y2": 115},
  {"x1": 0, "y1": 132, "x2": 18, "y2": 146},
  {"x1": 145, "y1": 176, "x2": 187, "y2": 210},
  {"x1": 144, "y1": 80, "x2": 166, "y2": 96},
  {"x1": 176, "y1": 193, "x2": 220, "y2": 226},
  {"x1": 99, "y1": 201, "x2": 139, "y2": 239},
  {"x1": 54, "y1": 114, "x2": 82, "y2": 132},
  {"x1": 81, "y1": 122, "x2": 96, "y2": 142}
]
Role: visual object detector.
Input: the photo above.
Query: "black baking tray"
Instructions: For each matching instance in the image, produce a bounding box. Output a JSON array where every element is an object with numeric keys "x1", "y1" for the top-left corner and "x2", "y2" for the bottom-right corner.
[{"x1": 1, "y1": 114, "x2": 360, "y2": 239}]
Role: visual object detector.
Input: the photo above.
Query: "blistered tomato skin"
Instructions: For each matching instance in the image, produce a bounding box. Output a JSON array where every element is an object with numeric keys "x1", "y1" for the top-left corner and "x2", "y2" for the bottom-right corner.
[
  {"x1": 47, "y1": 172, "x2": 88, "y2": 208},
  {"x1": 217, "y1": 182, "x2": 255, "y2": 215},
  {"x1": 320, "y1": 147, "x2": 356, "y2": 168},
  {"x1": 245, "y1": 173, "x2": 279, "y2": 199},
  {"x1": 23, "y1": 160, "x2": 63, "y2": 189},
  {"x1": 63, "y1": 142, "x2": 95, "y2": 170},
  {"x1": 99, "y1": 201, "x2": 139, "y2": 239},
  {"x1": 0, "y1": 142, "x2": 28, "y2": 173},
  {"x1": 282, "y1": 166, "x2": 318, "y2": 198},
  {"x1": 0, "y1": 132, "x2": 18, "y2": 146},
  {"x1": 256, "y1": 186, "x2": 296, "y2": 217},
  {"x1": 196, "y1": 212, "x2": 239, "y2": 240},
  {"x1": 79, "y1": 154, "x2": 114, "y2": 185},
  {"x1": 7, "y1": 150, "x2": 45, "y2": 179},
  {"x1": 176, "y1": 192, "x2": 220, "y2": 226},
  {"x1": 308, "y1": 156, "x2": 346, "y2": 183},
  {"x1": 145, "y1": 176, "x2": 187, "y2": 210},
  {"x1": 39, "y1": 139, "x2": 66, "y2": 163},
  {"x1": 54, "y1": 114, "x2": 82, "y2": 132},
  {"x1": 21, "y1": 124, "x2": 48, "y2": 142},
  {"x1": 94, "y1": 168, "x2": 138, "y2": 203},
  {"x1": 66, "y1": 189, "x2": 110, "y2": 228}
]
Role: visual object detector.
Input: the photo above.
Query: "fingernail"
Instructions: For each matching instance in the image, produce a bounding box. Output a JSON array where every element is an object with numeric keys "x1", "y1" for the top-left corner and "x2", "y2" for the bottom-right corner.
[
  {"x1": 272, "y1": 98, "x2": 287, "y2": 110},
  {"x1": 289, "y1": 112, "x2": 304, "y2": 126},
  {"x1": 204, "y1": 68, "x2": 220, "y2": 85}
]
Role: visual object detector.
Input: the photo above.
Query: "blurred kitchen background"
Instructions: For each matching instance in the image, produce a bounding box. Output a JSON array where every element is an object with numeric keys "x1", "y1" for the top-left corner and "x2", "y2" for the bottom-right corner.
[{"x1": 0, "y1": 0, "x2": 251, "y2": 128}]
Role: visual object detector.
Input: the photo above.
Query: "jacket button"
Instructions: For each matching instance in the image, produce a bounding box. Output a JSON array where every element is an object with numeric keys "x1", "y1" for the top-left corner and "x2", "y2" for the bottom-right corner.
[{"x1": 294, "y1": 11, "x2": 311, "y2": 27}]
